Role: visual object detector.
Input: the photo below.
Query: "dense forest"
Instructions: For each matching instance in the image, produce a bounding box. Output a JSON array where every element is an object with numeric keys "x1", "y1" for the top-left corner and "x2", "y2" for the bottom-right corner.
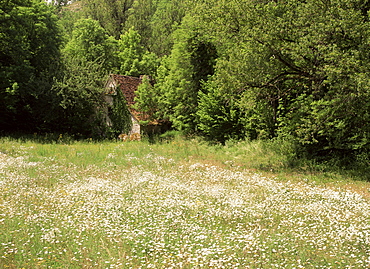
[{"x1": 1, "y1": 0, "x2": 369, "y2": 163}]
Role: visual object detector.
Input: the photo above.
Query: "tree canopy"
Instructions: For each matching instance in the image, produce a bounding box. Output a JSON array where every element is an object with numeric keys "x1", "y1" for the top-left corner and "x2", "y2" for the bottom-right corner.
[
  {"x1": 1, "y1": 0, "x2": 369, "y2": 162},
  {"x1": 0, "y1": 0, "x2": 61, "y2": 131}
]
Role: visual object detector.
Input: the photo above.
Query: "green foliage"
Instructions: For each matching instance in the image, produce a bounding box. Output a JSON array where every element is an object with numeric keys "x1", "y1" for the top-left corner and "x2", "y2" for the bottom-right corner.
[
  {"x1": 63, "y1": 18, "x2": 117, "y2": 72},
  {"x1": 0, "y1": 0, "x2": 61, "y2": 131},
  {"x1": 197, "y1": 79, "x2": 246, "y2": 143},
  {"x1": 82, "y1": 0, "x2": 134, "y2": 37},
  {"x1": 133, "y1": 75, "x2": 157, "y2": 121},
  {"x1": 117, "y1": 28, "x2": 159, "y2": 76},
  {"x1": 1, "y1": 0, "x2": 369, "y2": 164},
  {"x1": 145, "y1": 56, "x2": 170, "y2": 122},
  {"x1": 268, "y1": 0, "x2": 370, "y2": 155},
  {"x1": 108, "y1": 85, "x2": 133, "y2": 137},
  {"x1": 158, "y1": 29, "x2": 196, "y2": 131},
  {"x1": 57, "y1": 4, "x2": 84, "y2": 42},
  {"x1": 124, "y1": 0, "x2": 188, "y2": 56},
  {"x1": 194, "y1": 0, "x2": 370, "y2": 159},
  {"x1": 148, "y1": 0, "x2": 187, "y2": 56},
  {"x1": 156, "y1": 16, "x2": 217, "y2": 132},
  {"x1": 125, "y1": 0, "x2": 157, "y2": 49},
  {"x1": 50, "y1": 57, "x2": 107, "y2": 136}
]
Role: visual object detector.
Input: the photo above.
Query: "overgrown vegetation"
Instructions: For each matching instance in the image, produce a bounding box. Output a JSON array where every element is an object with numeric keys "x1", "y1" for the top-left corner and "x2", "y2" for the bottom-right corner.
[
  {"x1": 108, "y1": 85, "x2": 133, "y2": 137},
  {"x1": 1, "y1": 0, "x2": 369, "y2": 166}
]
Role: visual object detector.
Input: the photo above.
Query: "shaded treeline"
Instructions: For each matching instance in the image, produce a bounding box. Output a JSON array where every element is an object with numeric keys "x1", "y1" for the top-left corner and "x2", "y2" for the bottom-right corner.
[{"x1": 1, "y1": 0, "x2": 369, "y2": 165}]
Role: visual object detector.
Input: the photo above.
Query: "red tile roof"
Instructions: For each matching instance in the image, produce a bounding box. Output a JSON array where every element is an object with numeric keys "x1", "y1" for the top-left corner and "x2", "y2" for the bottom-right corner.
[
  {"x1": 106, "y1": 74, "x2": 153, "y2": 121},
  {"x1": 110, "y1": 74, "x2": 142, "y2": 107}
]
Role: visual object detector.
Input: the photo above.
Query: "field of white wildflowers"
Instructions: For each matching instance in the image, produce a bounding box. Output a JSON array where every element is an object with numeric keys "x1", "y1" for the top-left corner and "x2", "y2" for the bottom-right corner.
[{"x1": 1, "y1": 142, "x2": 370, "y2": 268}]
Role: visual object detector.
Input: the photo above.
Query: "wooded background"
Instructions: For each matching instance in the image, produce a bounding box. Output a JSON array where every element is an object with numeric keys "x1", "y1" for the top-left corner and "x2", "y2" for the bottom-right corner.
[{"x1": 1, "y1": 0, "x2": 369, "y2": 162}]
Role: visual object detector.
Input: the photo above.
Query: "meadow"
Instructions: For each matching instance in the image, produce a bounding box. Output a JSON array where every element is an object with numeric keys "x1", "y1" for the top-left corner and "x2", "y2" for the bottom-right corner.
[{"x1": 0, "y1": 135, "x2": 369, "y2": 268}]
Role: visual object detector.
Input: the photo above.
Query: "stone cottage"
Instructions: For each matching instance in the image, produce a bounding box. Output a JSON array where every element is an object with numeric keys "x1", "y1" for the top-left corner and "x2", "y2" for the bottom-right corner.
[
  {"x1": 104, "y1": 74, "x2": 144, "y2": 139},
  {"x1": 104, "y1": 74, "x2": 171, "y2": 139}
]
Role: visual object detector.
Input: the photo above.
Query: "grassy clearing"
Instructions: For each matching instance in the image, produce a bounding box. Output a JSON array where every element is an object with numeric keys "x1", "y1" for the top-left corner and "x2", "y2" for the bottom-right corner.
[{"x1": 0, "y1": 135, "x2": 369, "y2": 268}]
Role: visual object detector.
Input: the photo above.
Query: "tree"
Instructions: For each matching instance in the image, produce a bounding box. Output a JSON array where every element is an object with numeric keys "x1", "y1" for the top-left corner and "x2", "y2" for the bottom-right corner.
[
  {"x1": 82, "y1": 0, "x2": 134, "y2": 37},
  {"x1": 133, "y1": 75, "x2": 157, "y2": 121},
  {"x1": 148, "y1": 0, "x2": 187, "y2": 56},
  {"x1": 197, "y1": 79, "x2": 247, "y2": 143},
  {"x1": 0, "y1": 0, "x2": 62, "y2": 131},
  {"x1": 49, "y1": 57, "x2": 108, "y2": 136},
  {"x1": 56, "y1": 1, "x2": 84, "y2": 41},
  {"x1": 124, "y1": 0, "x2": 188, "y2": 56},
  {"x1": 155, "y1": 14, "x2": 217, "y2": 132},
  {"x1": 117, "y1": 28, "x2": 159, "y2": 76},
  {"x1": 63, "y1": 18, "x2": 117, "y2": 72},
  {"x1": 195, "y1": 0, "x2": 370, "y2": 156},
  {"x1": 125, "y1": 0, "x2": 157, "y2": 49}
]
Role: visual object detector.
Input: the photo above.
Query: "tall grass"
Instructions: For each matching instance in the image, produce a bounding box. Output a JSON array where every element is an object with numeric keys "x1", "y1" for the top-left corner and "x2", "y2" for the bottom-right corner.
[{"x1": 0, "y1": 135, "x2": 369, "y2": 268}]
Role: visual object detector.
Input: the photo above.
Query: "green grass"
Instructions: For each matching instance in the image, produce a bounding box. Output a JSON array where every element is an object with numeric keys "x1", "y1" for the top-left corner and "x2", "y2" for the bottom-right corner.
[{"x1": 0, "y1": 135, "x2": 369, "y2": 268}]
